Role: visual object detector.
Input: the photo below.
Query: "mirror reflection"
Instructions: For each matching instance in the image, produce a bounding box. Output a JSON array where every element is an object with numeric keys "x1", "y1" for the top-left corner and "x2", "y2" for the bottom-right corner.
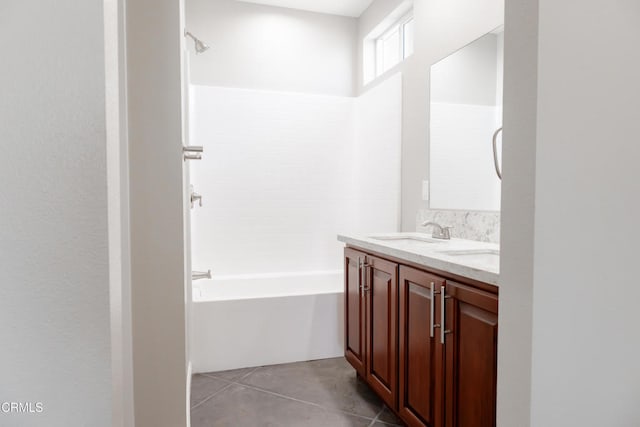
[{"x1": 429, "y1": 27, "x2": 504, "y2": 211}]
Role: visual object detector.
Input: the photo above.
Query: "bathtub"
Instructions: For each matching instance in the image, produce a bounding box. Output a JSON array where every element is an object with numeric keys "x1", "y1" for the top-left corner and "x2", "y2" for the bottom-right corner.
[{"x1": 191, "y1": 270, "x2": 345, "y2": 373}]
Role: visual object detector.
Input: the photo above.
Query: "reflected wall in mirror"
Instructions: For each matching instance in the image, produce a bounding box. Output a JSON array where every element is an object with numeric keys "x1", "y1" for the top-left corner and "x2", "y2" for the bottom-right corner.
[{"x1": 429, "y1": 27, "x2": 503, "y2": 211}]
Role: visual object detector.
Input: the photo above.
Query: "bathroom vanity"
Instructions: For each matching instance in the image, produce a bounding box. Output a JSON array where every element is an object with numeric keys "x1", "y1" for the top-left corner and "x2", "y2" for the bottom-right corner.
[
  {"x1": 338, "y1": 23, "x2": 504, "y2": 427},
  {"x1": 339, "y1": 233, "x2": 499, "y2": 427}
]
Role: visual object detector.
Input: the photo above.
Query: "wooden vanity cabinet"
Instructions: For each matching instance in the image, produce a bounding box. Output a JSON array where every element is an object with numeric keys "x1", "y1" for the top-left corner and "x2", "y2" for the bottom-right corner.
[
  {"x1": 398, "y1": 266, "x2": 445, "y2": 427},
  {"x1": 345, "y1": 248, "x2": 499, "y2": 427},
  {"x1": 364, "y1": 255, "x2": 398, "y2": 409},
  {"x1": 443, "y1": 281, "x2": 498, "y2": 427},
  {"x1": 344, "y1": 249, "x2": 398, "y2": 409},
  {"x1": 344, "y1": 248, "x2": 366, "y2": 377}
]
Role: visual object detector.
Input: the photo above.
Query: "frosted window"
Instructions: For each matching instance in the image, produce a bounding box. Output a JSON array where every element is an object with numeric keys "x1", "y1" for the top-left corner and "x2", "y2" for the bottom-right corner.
[
  {"x1": 403, "y1": 18, "x2": 414, "y2": 59},
  {"x1": 381, "y1": 29, "x2": 400, "y2": 73},
  {"x1": 371, "y1": 11, "x2": 414, "y2": 79}
]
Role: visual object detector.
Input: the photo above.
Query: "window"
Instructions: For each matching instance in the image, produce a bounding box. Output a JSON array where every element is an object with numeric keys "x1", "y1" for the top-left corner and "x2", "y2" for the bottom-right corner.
[
  {"x1": 363, "y1": 5, "x2": 415, "y2": 85},
  {"x1": 375, "y1": 13, "x2": 414, "y2": 76}
]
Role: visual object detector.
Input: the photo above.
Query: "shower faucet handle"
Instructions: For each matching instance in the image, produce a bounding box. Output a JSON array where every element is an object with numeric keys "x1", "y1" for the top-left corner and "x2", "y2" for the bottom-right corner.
[
  {"x1": 183, "y1": 145, "x2": 203, "y2": 153},
  {"x1": 183, "y1": 145, "x2": 203, "y2": 161},
  {"x1": 190, "y1": 191, "x2": 203, "y2": 208}
]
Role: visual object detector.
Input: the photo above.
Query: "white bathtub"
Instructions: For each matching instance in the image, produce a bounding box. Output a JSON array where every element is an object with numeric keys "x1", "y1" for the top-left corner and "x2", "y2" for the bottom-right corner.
[{"x1": 191, "y1": 271, "x2": 345, "y2": 373}]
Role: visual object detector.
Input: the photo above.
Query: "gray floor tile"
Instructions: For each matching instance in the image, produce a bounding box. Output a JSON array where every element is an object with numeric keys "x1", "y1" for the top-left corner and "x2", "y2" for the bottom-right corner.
[
  {"x1": 376, "y1": 406, "x2": 403, "y2": 425},
  {"x1": 239, "y1": 358, "x2": 383, "y2": 419},
  {"x1": 191, "y1": 383, "x2": 372, "y2": 427},
  {"x1": 191, "y1": 375, "x2": 230, "y2": 408},
  {"x1": 202, "y1": 366, "x2": 256, "y2": 382}
]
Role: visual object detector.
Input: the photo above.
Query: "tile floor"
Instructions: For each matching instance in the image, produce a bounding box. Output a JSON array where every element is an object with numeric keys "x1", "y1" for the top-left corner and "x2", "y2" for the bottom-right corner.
[{"x1": 191, "y1": 357, "x2": 405, "y2": 427}]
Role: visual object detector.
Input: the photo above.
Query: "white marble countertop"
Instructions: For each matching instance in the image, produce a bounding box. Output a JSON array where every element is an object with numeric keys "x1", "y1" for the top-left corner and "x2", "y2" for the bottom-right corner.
[{"x1": 338, "y1": 232, "x2": 499, "y2": 286}]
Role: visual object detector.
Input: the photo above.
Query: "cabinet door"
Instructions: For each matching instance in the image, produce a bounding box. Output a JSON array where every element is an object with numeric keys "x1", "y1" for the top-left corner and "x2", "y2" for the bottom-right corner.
[
  {"x1": 443, "y1": 281, "x2": 498, "y2": 427},
  {"x1": 365, "y1": 255, "x2": 398, "y2": 409},
  {"x1": 344, "y1": 248, "x2": 367, "y2": 377},
  {"x1": 398, "y1": 266, "x2": 445, "y2": 427}
]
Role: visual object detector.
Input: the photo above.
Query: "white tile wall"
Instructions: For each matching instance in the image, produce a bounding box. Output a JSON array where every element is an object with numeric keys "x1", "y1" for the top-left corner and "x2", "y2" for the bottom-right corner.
[
  {"x1": 430, "y1": 102, "x2": 502, "y2": 211},
  {"x1": 189, "y1": 75, "x2": 402, "y2": 275}
]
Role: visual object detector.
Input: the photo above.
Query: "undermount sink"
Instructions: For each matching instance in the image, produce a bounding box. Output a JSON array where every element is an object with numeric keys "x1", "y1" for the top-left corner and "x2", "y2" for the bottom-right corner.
[
  {"x1": 437, "y1": 249, "x2": 500, "y2": 267},
  {"x1": 438, "y1": 249, "x2": 500, "y2": 257},
  {"x1": 369, "y1": 234, "x2": 443, "y2": 244}
]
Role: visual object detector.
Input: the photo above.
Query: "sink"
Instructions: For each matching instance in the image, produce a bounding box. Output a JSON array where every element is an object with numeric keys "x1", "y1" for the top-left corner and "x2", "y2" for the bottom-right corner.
[
  {"x1": 369, "y1": 234, "x2": 443, "y2": 244},
  {"x1": 437, "y1": 249, "x2": 500, "y2": 267},
  {"x1": 438, "y1": 249, "x2": 500, "y2": 256}
]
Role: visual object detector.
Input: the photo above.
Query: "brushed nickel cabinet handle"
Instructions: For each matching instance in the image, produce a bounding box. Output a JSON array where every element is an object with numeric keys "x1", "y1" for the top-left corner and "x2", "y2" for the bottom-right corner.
[
  {"x1": 362, "y1": 262, "x2": 371, "y2": 293},
  {"x1": 441, "y1": 285, "x2": 452, "y2": 344},
  {"x1": 430, "y1": 282, "x2": 435, "y2": 338}
]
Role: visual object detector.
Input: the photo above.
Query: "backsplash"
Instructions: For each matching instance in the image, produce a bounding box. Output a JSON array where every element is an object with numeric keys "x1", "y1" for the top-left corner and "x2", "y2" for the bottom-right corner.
[{"x1": 416, "y1": 209, "x2": 500, "y2": 243}]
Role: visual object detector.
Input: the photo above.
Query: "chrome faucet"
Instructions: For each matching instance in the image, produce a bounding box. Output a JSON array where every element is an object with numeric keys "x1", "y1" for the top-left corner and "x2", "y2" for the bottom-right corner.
[{"x1": 421, "y1": 221, "x2": 452, "y2": 240}]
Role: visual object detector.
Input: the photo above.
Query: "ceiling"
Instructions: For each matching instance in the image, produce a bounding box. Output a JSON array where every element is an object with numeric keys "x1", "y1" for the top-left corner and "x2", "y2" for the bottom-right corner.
[{"x1": 234, "y1": 0, "x2": 375, "y2": 18}]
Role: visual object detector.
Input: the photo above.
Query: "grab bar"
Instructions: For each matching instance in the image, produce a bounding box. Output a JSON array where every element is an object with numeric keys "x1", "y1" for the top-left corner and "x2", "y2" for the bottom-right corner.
[
  {"x1": 192, "y1": 270, "x2": 212, "y2": 281},
  {"x1": 492, "y1": 127, "x2": 503, "y2": 180}
]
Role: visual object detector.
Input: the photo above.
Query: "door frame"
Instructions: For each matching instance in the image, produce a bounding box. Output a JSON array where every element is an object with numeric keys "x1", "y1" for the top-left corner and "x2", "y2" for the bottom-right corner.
[
  {"x1": 105, "y1": 0, "x2": 134, "y2": 425},
  {"x1": 106, "y1": 0, "x2": 190, "y2": 426}
]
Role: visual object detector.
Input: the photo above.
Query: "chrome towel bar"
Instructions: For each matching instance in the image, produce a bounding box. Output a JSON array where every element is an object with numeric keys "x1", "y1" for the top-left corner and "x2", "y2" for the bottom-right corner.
[{"x1": 492, "y1": 128, "x2": 503, "y2": 180}]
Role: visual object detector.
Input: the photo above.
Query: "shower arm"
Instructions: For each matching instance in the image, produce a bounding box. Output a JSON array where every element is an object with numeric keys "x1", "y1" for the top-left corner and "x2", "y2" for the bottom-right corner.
[{"x1": 184, "y1": 30, "x2": 210, "y2": 54}]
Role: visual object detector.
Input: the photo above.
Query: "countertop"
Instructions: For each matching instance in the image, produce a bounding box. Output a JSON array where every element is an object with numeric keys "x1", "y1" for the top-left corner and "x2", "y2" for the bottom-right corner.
[{"x1": 338, "y1": 232, "x2": 499, "y2": 286}]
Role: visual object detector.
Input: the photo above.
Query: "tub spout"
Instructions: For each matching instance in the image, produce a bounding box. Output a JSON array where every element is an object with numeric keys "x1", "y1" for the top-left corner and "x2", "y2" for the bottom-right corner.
[{"x1": 192, "y1": 270, "x2": 212, "y2": 281}]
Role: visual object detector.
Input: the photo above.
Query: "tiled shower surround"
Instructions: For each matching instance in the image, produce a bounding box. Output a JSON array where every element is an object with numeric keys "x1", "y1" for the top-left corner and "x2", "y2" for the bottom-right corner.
[{"x1": 417, "y1": 209, "x2": 500, "y2": 244}]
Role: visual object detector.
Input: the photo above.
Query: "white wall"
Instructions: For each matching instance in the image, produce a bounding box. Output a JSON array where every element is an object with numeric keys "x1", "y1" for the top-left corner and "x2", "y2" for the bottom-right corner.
[
  {"x1": 126, "y1": 0, "x2": 189, "y2": 426},
  {"x1": 0, "y1": 1, "x2": 112, "y2": 426},
  {"x1": 353, "y1": 73, "x2": 403, "y2": 233},
  {"x1": 531, "y1": 0, "x2": 640, "y2": 425},
  {"x1": 190, "y1": 75, "x2": 402, "y2": 276},
  {"x1": 499, "y1": 0, "x2": 640, "y2": 426},
  {"x1": 186, "y1": 0, "x2": 358, "y2": 96},
  {"x1": 358, "y1": 0, "x2": 504, "y2": 229}
]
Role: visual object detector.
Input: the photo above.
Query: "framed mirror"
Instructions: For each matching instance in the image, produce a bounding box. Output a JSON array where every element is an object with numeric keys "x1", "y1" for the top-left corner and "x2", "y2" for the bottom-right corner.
[{"x1": 429, "y1": 27, "x2": 504, "y2": 211}]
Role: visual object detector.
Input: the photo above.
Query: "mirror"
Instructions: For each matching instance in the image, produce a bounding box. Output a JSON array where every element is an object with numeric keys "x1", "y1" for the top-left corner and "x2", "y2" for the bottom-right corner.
[{"x1": 429, "y1": 27, "x2": 504, "y2": 211}]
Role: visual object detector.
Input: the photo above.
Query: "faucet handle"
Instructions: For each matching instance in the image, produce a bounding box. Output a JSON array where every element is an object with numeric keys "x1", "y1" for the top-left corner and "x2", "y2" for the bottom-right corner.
[
  {"x1": 190, "y1": 191, "x2": 203, "y2": 208},
  {"x1": 442, "y1": 226, "x2": 453, "y2": 239},
  {"x1": 421, "y1": 221, "x2": 452, "y2": 240},
  {"x1": 432, "y1": 226, "x2": 452, "y2": 240}
]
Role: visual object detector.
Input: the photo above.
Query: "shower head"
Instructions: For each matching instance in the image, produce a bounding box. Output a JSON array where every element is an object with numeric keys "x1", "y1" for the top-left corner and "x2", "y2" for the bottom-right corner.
[{"x1": 184, "y1": 31, "x2": 210, "y2": 54}]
